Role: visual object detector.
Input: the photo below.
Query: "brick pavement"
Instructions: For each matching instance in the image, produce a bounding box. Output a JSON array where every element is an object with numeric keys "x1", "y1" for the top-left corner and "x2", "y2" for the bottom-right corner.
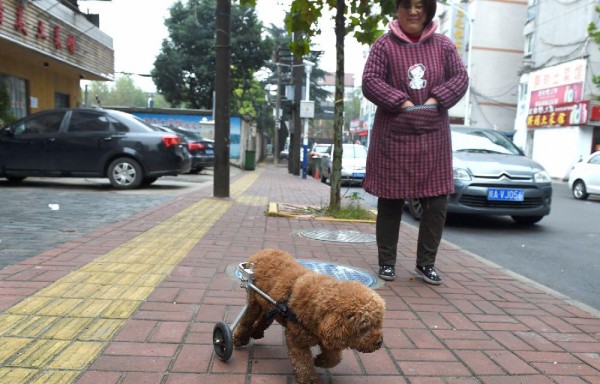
[{"x1": 0, "y1": 162, "x2": 599, "y2": 384}]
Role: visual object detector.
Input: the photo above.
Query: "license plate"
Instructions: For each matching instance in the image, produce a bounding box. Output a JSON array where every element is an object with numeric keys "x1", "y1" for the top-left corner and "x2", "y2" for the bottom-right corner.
[
  {"x1": 352, "y1": 172, "x2": 365, "y2": 178},
  {"x1": 205, "y1": 149, "x2": 214, "y2": 155},
  {"x1": 487, "y1": 188, "x2": 524, "y2": 201}
]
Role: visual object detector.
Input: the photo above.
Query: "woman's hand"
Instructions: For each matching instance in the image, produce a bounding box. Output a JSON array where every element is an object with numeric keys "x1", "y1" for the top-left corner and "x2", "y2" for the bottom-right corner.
[
  {"x1": 401, "y1": 100, "x2": 415, "y2": 110},
  {"x1": 424, "y1": 97, "x2": 438, "y2": 106}
]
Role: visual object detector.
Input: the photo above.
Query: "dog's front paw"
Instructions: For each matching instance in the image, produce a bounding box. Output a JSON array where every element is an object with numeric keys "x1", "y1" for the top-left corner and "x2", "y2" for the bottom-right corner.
[
  {"x1": 250, "y1": 329, "x2": 265, "y2": 340},
  {"x1": 232, "y1": 331, "x2": 250, "y2": 347}
]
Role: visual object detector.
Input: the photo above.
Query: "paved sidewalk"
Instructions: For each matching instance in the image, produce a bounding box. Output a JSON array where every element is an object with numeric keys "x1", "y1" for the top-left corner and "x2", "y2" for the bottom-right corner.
[{"x1": 0, "y1": 162, "x2": 599, "y2": 384}]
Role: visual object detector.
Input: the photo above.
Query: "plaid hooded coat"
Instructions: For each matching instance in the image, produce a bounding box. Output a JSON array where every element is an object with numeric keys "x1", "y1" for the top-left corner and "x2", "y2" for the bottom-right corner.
[{"x1": 361, "y1": 20, "x2": 468, "y2": 199}]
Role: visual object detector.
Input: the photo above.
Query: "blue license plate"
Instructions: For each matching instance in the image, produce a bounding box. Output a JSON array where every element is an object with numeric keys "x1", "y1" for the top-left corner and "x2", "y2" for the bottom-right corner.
[
  {"x1": 205, "y1": 149, "x2": 214, "y2": 155},
  {"x1": 352, "y1": 172, "x2": 365, "y2": 178},
  {"x1": 487, "y1": 188, "x2": 524, "y2": 201}
]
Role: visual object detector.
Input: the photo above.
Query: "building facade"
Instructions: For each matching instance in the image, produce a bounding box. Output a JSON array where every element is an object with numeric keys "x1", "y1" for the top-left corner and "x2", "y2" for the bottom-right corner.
[
  {"x1": 438, "y1": 0, "x2": 528, "y2": 130},
  {"x1": 513, "y1": 0, "x2": 600, "y2": 180},
  {"x1": 359, "y1": 0, "x2": 528, "y2": 147},
  {"x1": 0, "y1": 0, "x2": 113, "y2": 121}
]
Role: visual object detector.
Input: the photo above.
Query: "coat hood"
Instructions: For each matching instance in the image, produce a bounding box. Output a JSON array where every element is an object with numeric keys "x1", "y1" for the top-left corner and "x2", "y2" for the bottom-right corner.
[{"x1": 388, "y1": 19, "x2": 438, "y2": 43}]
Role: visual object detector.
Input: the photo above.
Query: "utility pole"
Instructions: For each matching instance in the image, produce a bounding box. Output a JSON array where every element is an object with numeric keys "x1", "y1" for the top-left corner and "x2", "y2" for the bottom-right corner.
[
  {"x1": 214, "y1": 0, "x2": 230, "y2": 197},
  {"x1": 290, "y1": 34, "x2": 303, "y2": 176},
  {"x1": 301, "y1": 60, "x2": 315, "y2": 179},
  {"x1": 274, "y1": 49, "x2": 281, "y2": 165}
]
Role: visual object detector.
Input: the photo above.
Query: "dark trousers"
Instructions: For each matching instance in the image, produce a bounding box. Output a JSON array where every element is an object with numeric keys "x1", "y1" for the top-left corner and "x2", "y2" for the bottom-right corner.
[{"x1": 376, "y1": 195, "x2": 448, "y2": 268}]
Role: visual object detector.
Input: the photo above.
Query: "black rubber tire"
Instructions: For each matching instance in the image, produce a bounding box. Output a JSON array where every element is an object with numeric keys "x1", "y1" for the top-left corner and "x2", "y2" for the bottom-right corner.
[
  {"x1": 107, "y1": 157, "x2": 143, "y2": 190},
  {"x1": 572, "y1": 180, "x2": 589, "y2": 200},
  {"x1": 408, "y1": 199, "x2": 423, "y2": 220},
  {"x1": 213, "y1": 321, "x2": 233, "y2": 362}
]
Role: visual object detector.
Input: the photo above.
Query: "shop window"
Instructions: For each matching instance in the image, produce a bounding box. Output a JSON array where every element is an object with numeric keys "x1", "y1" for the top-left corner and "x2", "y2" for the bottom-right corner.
[
  {"x1": 55, "y1": 92, "x2": 70, "y2": 108},
  {"x1": 0, "y1": 74, "x2": 28, "y2": 119},
  {"x1": 524, "y1": 33, "x2": 534, "y2": 57}
]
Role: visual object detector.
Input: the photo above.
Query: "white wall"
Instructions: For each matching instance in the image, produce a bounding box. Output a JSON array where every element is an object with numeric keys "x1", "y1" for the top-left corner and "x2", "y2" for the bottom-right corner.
[{"x1": 531, "y1": 126, "x2": 592, "y2": 180}]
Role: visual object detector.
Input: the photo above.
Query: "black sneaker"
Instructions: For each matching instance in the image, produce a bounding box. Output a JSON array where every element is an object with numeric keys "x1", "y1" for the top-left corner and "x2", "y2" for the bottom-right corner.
[
  {"x1": 415, "y1": 265, "x2": 442, "y2": 285},
  {"x1": 378, "y1": 265, "x2": 395, "y2": 281}
]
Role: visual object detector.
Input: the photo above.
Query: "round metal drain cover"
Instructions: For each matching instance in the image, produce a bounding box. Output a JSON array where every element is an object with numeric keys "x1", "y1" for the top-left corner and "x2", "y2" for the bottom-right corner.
[
  {"x1": 232, "y1": 260, "x2": 380, "y2": 288},
  {"x1": 299, "y1": 229, "x2": 375, "y2": 243},
  {"x1": 299, "y1": 260, "x2": 380, "y2": 288}
]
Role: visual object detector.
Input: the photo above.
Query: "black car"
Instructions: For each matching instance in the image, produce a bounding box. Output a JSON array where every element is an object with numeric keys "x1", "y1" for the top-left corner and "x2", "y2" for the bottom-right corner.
[
  {"x1": 155, "y1": 125, "x2": 214, "y2": 174},
  {"x1": 0, "y1": 108, "x2": 192, "y2": 189}
]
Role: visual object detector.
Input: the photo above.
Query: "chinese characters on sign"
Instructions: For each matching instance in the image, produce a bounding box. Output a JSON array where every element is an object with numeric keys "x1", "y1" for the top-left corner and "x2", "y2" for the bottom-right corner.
[
  {"x1": 527, "y1": 59, "x2": 587, "y2": 128},
  {"x1": 0, "y1": 1, "x2": 77, "y2": 54},
  {"x1": 450, "y1": 4, "x2": 469, "y2": 65}
]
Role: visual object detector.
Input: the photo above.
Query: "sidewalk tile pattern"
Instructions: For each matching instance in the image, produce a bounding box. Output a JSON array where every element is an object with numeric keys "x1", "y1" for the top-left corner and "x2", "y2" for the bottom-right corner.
[{"x1": 0, "y1": 163, "x2": 598, "y2": 384}]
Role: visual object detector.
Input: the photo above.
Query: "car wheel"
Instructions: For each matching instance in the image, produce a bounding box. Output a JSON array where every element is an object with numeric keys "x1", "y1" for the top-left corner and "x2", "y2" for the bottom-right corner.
[
  {"x1": 407, "y1": 199, "x2": 423, "y2": 220},
  {"x1": 320, "y1": 171, "x2": 327, "y2": 184},
  {"x1": 107, "y1": 157, "x2": 143, "y2": 190},
  {"x1": 572, "y1": 180, "x2": 589, "y2": 200},
  {"x1": 511, "y1": 215, "x2": 543, "y2": 225}
]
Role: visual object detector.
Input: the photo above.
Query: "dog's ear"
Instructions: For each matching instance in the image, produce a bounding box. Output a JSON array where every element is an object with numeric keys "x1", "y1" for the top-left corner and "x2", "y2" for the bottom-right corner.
[{"x1": 318, "y1": 312, "x2": 353, "y2": 350}]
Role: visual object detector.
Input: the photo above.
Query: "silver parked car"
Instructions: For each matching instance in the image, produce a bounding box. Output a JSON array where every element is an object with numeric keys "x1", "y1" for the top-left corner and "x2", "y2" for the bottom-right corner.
[
  {"x1": 408, "y1": 125, "x2": 553, "y2": 225},
  {"x1": 568, "y1": 151, "x2": 600, "y2": 200},
  {"x1": 319, "y1": 143, "x2": 367, "y2": 186}
]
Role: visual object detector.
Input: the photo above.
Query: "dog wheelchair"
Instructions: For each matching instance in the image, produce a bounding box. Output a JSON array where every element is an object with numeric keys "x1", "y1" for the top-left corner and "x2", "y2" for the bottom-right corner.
[{"x1": 213, "y1": 262, "x2": 293, "y2": 361}]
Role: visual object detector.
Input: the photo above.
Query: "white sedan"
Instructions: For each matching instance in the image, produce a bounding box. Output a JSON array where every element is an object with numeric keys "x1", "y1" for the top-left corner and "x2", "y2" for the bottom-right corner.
[{"x1": 568, "y1": 151, "x2": 600, "y2": 200}]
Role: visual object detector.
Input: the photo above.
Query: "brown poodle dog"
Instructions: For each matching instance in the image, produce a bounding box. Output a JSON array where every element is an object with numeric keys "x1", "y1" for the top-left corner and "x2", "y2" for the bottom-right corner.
[{"x1": 232, "y1": 249, "x2": 385, "y2": 384}]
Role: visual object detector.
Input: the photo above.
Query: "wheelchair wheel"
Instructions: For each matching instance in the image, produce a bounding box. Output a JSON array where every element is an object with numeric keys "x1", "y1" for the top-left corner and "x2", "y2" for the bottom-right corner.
[{"x1": 213, "y1": 321, "x2": 233, "y2": 361}]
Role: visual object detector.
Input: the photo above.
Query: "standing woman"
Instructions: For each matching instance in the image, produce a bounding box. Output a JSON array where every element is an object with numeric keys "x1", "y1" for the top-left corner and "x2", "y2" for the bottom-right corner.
[{"x1": 362, "y1": 0, "x2": 468, "y2": 284}]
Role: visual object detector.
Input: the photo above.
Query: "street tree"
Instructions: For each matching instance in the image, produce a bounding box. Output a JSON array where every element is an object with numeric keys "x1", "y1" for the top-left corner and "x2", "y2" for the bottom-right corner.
[
  {"x1": 82, "y1": 75, "x2": 169, "y2": 108},
  {"x1": 588, "y1": 8, "x2": 600, "y2": 98},
  {"x1": 152, "y1": 0, "x2": 273, "y2": 113},
  {"x1": 242, "y1": 0, "x2": 396, "y2": 211}
]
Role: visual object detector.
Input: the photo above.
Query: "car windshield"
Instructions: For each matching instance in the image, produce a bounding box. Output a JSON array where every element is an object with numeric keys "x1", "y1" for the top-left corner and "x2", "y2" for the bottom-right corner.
[
  {"x1": 342, "y1": 144, "x2": 368, "y2": 159},
  {"x1": 451, "y1": 127, "x2": 521, "y2": 155},
  {"x1": 313, "y1": 145, "x2": 330, "y2": 154}
]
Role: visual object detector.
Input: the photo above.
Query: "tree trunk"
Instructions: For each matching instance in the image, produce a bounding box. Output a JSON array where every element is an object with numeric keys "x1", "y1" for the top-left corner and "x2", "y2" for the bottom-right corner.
[
  {"x1": 329, "y1": 0, "x2": 346, "y2": 211},
  {"x1": 214, "y1": 0, "x2": 231, "y2": 197}
]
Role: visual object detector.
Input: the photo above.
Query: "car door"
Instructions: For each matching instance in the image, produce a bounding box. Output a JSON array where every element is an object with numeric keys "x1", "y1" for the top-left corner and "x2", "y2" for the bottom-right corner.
[
  {"x1": 57, "y1": 110, "x2": 117, "y2": 173},
  {"x1": 586, "y1": 153, "x2": 600, "y2": 194},
  {"x1": 0, "y1": 110, "x2": 66, "y2": 172}
]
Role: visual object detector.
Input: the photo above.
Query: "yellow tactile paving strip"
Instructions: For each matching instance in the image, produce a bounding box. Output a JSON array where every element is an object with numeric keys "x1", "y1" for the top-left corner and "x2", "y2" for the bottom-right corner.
[{"x1": 0, "y1": 169, "x2": 263, "y2": 383}]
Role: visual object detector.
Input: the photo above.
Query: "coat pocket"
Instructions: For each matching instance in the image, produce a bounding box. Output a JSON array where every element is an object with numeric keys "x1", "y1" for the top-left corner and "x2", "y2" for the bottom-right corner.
[{"x1": 391, "y1": 105, "x2": 441, "y2": 135}]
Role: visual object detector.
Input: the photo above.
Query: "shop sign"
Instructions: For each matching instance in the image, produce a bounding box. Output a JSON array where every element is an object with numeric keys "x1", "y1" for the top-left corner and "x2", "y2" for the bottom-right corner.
[
  {"x1": 350, "y1": 118, "x2": 367, "y2": 134},
  {"x1": 529, "y1": 59, "x2": 586, "y2": 92},
  {"x1": 527, "y1": 101, "x2": 589, "y2": 128},
  {"x1": 0, "y1": 0, "x2": 77, "y2": 54},
  {"x1": 527, "y1": 59, "x2": 587, "y2": 128},
  {"x1": 449, "y1": 3, "x2": 469, "y2": 65},
  {"x1": 588, "y1": 101, "x2": 600, "y2": 126}
]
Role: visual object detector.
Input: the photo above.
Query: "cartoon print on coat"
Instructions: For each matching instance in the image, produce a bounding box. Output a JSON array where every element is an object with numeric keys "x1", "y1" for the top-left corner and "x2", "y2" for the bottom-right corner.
[{"x1": 408, "y1": 63, "x2": 427, "y2": 90}]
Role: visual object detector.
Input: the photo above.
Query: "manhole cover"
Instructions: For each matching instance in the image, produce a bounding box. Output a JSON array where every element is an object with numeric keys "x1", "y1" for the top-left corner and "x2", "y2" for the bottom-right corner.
[
  {"x1": 299, "y1": 229, "x2": 376, "y2": 243},
  {"x1": 231, "y1": 260, "x2": 381, "y2": 288}
]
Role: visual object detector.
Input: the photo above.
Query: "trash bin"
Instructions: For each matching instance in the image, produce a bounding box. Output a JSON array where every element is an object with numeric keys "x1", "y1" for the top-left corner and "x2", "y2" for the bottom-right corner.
[{"x1": 244, "y1": 150, "x2": 256, "y2": 170}]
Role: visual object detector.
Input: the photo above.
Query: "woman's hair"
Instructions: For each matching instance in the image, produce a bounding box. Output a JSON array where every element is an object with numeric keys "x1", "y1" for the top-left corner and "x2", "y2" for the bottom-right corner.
[{"x1": 395, "y1": 0, "x2": 437, "y2": 27}]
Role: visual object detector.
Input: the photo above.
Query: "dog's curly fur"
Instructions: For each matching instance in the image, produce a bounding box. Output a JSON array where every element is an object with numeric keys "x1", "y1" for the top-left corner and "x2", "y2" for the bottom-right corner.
[{"x1": 232, "y1": 249, "x2": 385, "y2": 384}]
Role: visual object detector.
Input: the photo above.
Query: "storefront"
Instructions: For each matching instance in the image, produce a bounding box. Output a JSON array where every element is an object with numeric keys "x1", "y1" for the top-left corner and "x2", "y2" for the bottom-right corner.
[
  {"x1": 0, "y1": 0, "x2": 113, "y2": 121},
  {"x1": 514, "y1": 59, "x2": 600, "y2": 180}
]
